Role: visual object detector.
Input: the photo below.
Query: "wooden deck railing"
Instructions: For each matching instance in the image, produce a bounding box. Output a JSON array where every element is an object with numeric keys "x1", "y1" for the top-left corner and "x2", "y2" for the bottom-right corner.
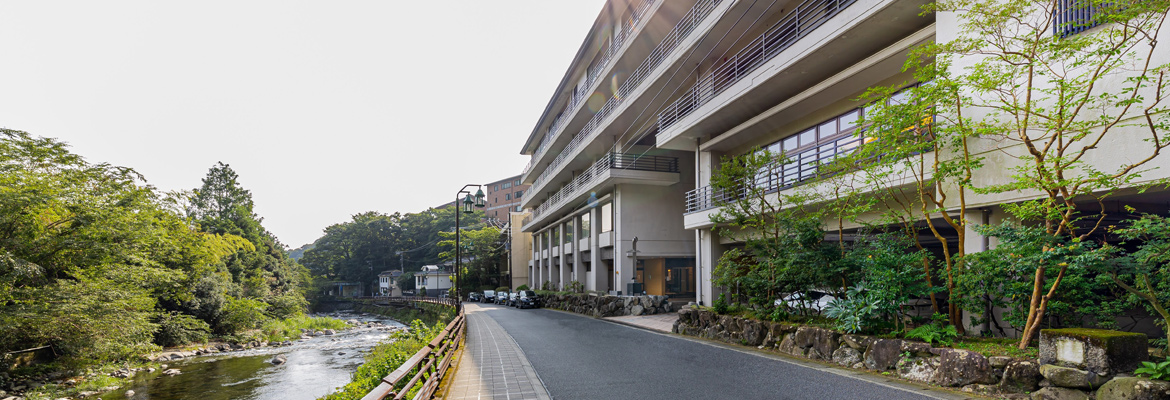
[{"x1": 358, "y1": 298, "x2": 465, "y2": 400}]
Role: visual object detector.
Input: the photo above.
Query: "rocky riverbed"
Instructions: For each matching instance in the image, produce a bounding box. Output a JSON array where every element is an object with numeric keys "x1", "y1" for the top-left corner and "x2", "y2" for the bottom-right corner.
[{"x1": 0, "y1": 311, "x2": 406, "y2": 400}]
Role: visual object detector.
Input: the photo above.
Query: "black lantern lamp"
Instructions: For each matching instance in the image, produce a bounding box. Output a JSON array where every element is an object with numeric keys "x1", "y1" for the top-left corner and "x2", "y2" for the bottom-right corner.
[{"x1": 462, "y1": 193, "x2": 475, "y2": 214}]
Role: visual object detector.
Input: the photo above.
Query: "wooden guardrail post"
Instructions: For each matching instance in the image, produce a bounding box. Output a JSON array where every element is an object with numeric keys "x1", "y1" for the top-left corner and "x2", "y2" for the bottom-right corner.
[{"x1": 360, "y1": 298, "x2": 464, "y2": 400}]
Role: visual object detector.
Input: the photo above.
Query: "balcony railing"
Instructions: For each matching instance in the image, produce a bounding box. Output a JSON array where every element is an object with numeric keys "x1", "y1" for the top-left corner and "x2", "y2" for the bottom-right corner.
[
  {"x1": 659, "y1": 0, "x2": 857, "y2": 133},
  {"x1": 685, "y1": 134, "x2": 864, "y2": 213},
  {"x1": 528, "y1": 153, "x2": 679, "y2": 227},
  {"x1": 523, "y1": 0, "x2": 658, "y2": 176},
  {"x1": 523, "y1": 0, "x2": 725, "y2": 189}
]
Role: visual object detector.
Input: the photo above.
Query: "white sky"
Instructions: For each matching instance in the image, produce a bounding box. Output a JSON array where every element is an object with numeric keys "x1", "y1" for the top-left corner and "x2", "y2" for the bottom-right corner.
[{"x1": 0, "y1": 1, "x2": 606, "y2": 247}]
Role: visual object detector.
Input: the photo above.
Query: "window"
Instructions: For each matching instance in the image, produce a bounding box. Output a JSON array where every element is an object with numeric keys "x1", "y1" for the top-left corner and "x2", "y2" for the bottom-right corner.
[
  {"x1": 514, "y1": 190, "x2": 523, "y2": 198},
  {"x1": 580, "y1": 213, "x2": 591, "y2": 238},
  {"x1": 515, "y1": 205, "x2": 522, "y2": 212},
  {"x1": 505, "y1": 194, "x2": 511, "y2": 200},
  {"x1": 1055, "y1": 0, "x2": 1106, "y2": 38},
  {"x1": 552, "y1": 227, "x2": 559, "y2": 244},
  {"x1": 600, "y1": 203, "x2": 613, "y2": 232},
  {"x1": 514, "y1": 179, "x2": 521, "y2": 186},
  {"x1": 564, "y1": 220, "x2": 573, "y2": 244},
  {"x1": 494, "y1": 185, "x2": 499, "y2": 191},
  {"x1": 503, "y1": 182, "x2": 512, "y2": 189}
]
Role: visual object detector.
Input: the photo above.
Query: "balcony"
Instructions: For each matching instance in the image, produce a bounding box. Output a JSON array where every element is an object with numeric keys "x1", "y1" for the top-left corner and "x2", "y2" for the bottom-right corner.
[
  {"x1": 522, "y1": 0, "x2": 660, "y2": 177},
  {"x1": 522, "y1": 0, "x2": 726, "y2": 194},
  {"x1": 659, "y1": 0, "x2": 858, "y2": 135},
  {"x1": 685, "y1": 133, "x2": 865, "y2": 213},
  {"x1": 523, "y1": 153, "x2": 680, "y2": 232}
]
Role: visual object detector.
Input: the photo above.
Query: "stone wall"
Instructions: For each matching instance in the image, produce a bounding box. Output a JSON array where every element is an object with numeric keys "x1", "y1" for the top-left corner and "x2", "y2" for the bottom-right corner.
[
  {"x1": 673, "y1": 307, "x2": 1169, "y2": 399},
  {"x1": 540, "y1": 293, "x2": 672, "y2": 317}
]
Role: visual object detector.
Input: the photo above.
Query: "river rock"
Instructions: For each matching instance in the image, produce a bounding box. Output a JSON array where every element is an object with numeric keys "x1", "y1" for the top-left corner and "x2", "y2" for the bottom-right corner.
[
  {"x1": 1000, "y1": 360, "x2": 1042, "y2": 393},
  {"x1": 125, "y1": 390, "x2": 135, "y2": 397},
  {"x1": 163, "y1": 369, "x2": 181, "y2": 376},
  {"x1": 832, "y1": 346, "x2": 862, "y2": 367},
  {"x1": 323, "y1": 329, "x2": 336, "y2": 335},
  {"x1": 931, "y1": 348, "x2": 993, "y2": 387},
  {"x1": 1096, "y1": 376, "x2": 1170, "y2": 400},
  {"x1": 864, "y1": 339, "x2": 904, "y2": 370},
  {"x1": 271, "y1": 355, "x2": 287, "y2": 365},
  {"x1": 1039, "y1": 364, "x2": 1109, "y2": 389}
]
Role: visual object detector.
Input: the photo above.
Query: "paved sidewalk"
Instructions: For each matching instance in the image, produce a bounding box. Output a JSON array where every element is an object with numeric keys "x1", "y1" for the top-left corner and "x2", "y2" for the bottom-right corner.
[
  {"x1": 603, "y1": 311, "x2": 678, "y2": 333},
  {"x1": 441, "y1": 303, "x2": 550, "y2": 400}
]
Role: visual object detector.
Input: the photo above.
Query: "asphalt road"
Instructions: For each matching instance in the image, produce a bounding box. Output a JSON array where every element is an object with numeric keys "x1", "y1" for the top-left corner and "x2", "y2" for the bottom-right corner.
[{"x1": 474, "y1": 303, "x2": 957, "y2": 400}]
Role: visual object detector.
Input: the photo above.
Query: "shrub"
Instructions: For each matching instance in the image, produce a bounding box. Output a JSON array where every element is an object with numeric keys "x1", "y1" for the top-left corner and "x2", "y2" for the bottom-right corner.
[
  {"x1": 566, "y1": 280, "x2": 584, "y2": 293},
  {"x1": 495, "y1": 286, "x2": 509, "y2": 293},
  {"x1": 1135, "y1": 361, "x2": 1170, "y2": 381},
  {"x1": 824, "y1": 285, "x2": 881, "y2": 333},
  {"x1": 154, "y1": 311, "x2": 211, "y2": 347},
  {"x1": 516, "y1": 284, "x2": 530, "y2": 291},
  {"x1": 714, "y1": 294, "x2": 729, "y2": 315},
  {"x1": 266, "y1": 292, "x2": 308, "y2": 319},
  {"x1": 216, "y1": 297, "x2": 270, "y2": 335},
  {"x1": 904, "y1": 314, "x2": 959, "y2": 346}
]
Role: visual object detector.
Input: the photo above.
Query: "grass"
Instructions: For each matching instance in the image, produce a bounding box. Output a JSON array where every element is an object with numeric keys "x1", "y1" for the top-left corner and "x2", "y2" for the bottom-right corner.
[
  {"x1": 18, "y1": 360, "x2": 152, "y2": 400},
  {"x1": 260, "y1": 313, "x2": 350, "y2": 343}
]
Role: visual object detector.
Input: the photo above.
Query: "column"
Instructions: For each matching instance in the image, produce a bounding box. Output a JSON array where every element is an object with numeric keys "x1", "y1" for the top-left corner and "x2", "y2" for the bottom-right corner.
[{"x1": 587, "y1": 206, "x2": 602, "y2": 292}]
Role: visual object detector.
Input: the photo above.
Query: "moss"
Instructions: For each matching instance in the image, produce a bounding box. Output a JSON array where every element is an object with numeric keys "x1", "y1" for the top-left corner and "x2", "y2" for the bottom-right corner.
[{"x1": 1042, "y1": 328, "x2": 1146, "y2": 347}]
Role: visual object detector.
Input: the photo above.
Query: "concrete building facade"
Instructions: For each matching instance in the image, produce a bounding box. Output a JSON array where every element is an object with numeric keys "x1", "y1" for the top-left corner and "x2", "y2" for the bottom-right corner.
[{"x1": 520, "y1": 0, "x2": 1170, "y2": 333}]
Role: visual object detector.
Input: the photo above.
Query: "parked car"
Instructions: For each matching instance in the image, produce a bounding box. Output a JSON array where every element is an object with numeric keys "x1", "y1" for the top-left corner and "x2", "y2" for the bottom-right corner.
[
  {"x1": 507, "y1": 292, "x2": 520, "y2": 307},
  {"x1": 468, "y1": 292, "x2": 482, "y2": 302},
  {"x1": 482, "y1": 290, "x2": 496, "y2": 303},
  {"x1": 496, "y1": 291, "x2": 510, "y2": 305},
  {"x1": 517, "y1": 290, "x2": 541, "y2": 309}
]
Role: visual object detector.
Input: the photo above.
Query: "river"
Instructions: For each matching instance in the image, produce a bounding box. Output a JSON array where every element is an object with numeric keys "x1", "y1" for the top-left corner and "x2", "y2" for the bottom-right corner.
[{"x1": 99, "y1": 312, "x2": 405, "y2": 400}]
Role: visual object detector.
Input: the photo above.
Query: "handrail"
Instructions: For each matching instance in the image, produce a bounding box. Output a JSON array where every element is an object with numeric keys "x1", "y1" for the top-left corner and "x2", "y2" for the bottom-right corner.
[
  {"x1": 684, "y1": 134, "x2": 865, "y2": 213},
  {"x1": 524, "y1": 0, "x2": 659, "y2": 176},
  {"x1": 525, "y1": 153, "x2": 679, "y2": 230},
  {"x1": 523, "y1": 0, "x2": 725, "y2": 194},
  {"x1": 359, "y1": 297, "x2": 463, "y2": 400},
  {"x1": 658, "y1": 0, "x2": 857, "y2": 134}
]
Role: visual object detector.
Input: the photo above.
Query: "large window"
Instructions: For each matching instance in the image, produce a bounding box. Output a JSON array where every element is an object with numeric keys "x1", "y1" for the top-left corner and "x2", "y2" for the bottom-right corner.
[
  {"x1": 580, "y1": 213, "x2": 591, "y2": 239},
  {"x1": 564, "y1": 220, "x2": 573, "y2": 244},
  {"x1": 551, "y1": 226, "x2": 560, "y2": 245},
  {"x1": 756, "y1": 107, "x2": 866, "y2": 190},
  {"x1": 600, "y1": 203, "x2": 613, "y2": 233}
]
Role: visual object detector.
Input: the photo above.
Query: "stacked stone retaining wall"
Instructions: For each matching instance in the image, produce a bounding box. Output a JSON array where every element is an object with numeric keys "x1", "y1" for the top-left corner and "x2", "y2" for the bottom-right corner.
[{"x1": 539, "y1": 293, "x2": 672, "y2": 317}]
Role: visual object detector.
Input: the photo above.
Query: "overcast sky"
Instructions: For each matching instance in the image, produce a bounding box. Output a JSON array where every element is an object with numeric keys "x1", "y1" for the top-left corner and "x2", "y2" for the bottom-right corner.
[{"x1": 0, "y1": 1, "x2": 606, "y2": 247}]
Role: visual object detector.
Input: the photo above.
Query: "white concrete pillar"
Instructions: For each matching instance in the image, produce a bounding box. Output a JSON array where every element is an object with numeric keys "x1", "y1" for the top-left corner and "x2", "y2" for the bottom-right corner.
[
  {"x1": 587, "y1": 206, "x2": 601, "y2": 292},
  {"x1": 697, "y1": 227, "x2": 722, "y2": 306}
]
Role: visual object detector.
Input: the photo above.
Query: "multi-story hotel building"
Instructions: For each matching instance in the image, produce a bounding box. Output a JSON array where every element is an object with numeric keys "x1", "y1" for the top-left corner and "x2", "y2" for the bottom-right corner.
[
  {"x1": 521, "y1": 0, "x2": 1170, "y2": 324},
  {"x1": 484, "y1": 175, "x2": 529, "y2": 222}
]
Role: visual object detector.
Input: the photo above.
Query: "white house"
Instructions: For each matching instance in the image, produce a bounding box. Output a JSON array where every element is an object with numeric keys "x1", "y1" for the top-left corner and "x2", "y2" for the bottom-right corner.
[{"x1": 414, "y1": 265, "x2": 452, "y2": 297}]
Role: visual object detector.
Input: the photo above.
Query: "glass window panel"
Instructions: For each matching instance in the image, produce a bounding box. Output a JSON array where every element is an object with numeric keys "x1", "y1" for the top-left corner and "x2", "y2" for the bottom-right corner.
[
  {"x1": 798, "y1": 129, "x2": 816, "y2": 147},
  {"x1": 840, "y1": 109, "x2": 860, "y2": 130},
  {"x1": 565, "y1": 221, "x2": 573, "y2": 243},
  {"x1": 819, "y1": 120, "x2": 838, "y2": 136},
  {"x1": 580, "y1": 214, "x2": 591, "y2": 238},
  {"x1": 782, "y1": 135, "x2": 798, "y2": 152},
  {"x1": 891, "y1": 90, "x2": 908, "y2": 105},
  {"x1": 767, "y1": 142, "x2": 781, "y2": 157},
  {"x1": 601, "y1": 203, "x2": 613, "y2": 232}
]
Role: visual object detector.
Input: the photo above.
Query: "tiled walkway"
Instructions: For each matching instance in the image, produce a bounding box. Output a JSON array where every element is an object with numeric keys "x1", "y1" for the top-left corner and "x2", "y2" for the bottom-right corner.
[
  {"x1": 441, "y1": 303, "x2": 550, "y2": 400},
  {"x1": 603, "y1": 311, "x2": 679, "y2": 333}
]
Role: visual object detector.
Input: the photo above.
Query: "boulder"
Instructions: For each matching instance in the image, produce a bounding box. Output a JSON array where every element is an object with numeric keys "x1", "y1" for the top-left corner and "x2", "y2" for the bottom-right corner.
[
  {"x1": 864, "y1": 339, "x2": 905, "y2": 370},
  {"x1": 777, "y1": 334, "x2": 803, "y2": 357},
  {"x1": 1039, "y1": 328, "x2": 1147, "y2": 376},
  {"x1": 990, "y1": 356, "x2": 1014, "y2": 368},
  {"x1": 1038, "y1": 364, "x2": 1109, "y2": 389},
  {"x1": 999, "y1": 360, "x2": 1042, "y2": 393},
  {"x1": 832, "y1": 346, "x2": 863, "y2": 367},
  {"x1": 1029, "y1": 387, "x2": 1090, "y2": 400},
  {"x1": 162, "y1": 369, "x2": 182, "y2": 376},
  {"x1": 791, "y1": 326, "x2": 840, "y2": 361},
  {"x1": 270, "y1": 355, "x2": 287, "y2": 365},
  {"x1": 897, "y1": 356, "x2": 940, "y2": 383},
  {"x1": 1096, "y1": 377, "x2": 1170, "y2": 400},
  {"x1": 901, "y1": 341, "x2": 934, "y2": 357},
  {"x1": 932, "y1": 348, "x2": 993, "y2": 387},
  {"x1": 629, "y1": 305, "x2": 644, "y2": 316},
  {"x1": 741, "y1": 320, "x2": 767, "y2": 347},
  {"x1": 840, "y1": 334, "x2": 872, "y2": 350}
]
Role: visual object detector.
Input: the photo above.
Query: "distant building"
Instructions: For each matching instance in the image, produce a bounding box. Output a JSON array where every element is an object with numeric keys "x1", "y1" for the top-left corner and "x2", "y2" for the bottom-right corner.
[
  {"x1": 377, "y1": 270, "x2": 403, "y2": 296},
  {"x1": 484, "y1": 175, "x2": 529, "y2": 222},
  {"x1": 415, "y1": 265, "x2": 452, "y2": 297}
]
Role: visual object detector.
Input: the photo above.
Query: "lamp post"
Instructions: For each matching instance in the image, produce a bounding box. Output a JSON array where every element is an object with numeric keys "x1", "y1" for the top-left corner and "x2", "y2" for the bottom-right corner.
[{"x1": 455, "y1": 184, "x2": 486, "y2": 304}]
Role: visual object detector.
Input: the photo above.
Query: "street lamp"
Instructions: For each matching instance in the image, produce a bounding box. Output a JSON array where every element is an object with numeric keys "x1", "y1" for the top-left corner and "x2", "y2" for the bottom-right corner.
[{"x1": 455, "y1": 184, "x2": 485, "y2": 304}]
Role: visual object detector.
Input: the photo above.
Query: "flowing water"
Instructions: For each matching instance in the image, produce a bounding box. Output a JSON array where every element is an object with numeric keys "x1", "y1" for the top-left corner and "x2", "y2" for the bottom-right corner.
[{"x1": 100, "y1": 312, "x2": 405, "y2": 400}]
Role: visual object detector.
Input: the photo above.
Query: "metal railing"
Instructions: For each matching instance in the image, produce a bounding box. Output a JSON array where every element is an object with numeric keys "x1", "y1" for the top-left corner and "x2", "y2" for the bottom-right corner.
[
  {"x1": 524, "y1": 0, "x2": 658, "y2": 176},
  {"x1": 523, "y1": 0, "x2": 725, "y2": 194},
  {"x1": 360, "y1": 298, "x2": 463, "y2": 400},
  {"x1": 1054, "y1": 0, "x2": 1104, "y2": 38},
  {"x1": 527, "y1": 153, "x2": 679, "y2": 228},
  {"x1": 685, "y1": 134, "x2": 864, "y2": 213},
  {"x1": 658, "y1": 0, "x2": 857, "y2": 133}
]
